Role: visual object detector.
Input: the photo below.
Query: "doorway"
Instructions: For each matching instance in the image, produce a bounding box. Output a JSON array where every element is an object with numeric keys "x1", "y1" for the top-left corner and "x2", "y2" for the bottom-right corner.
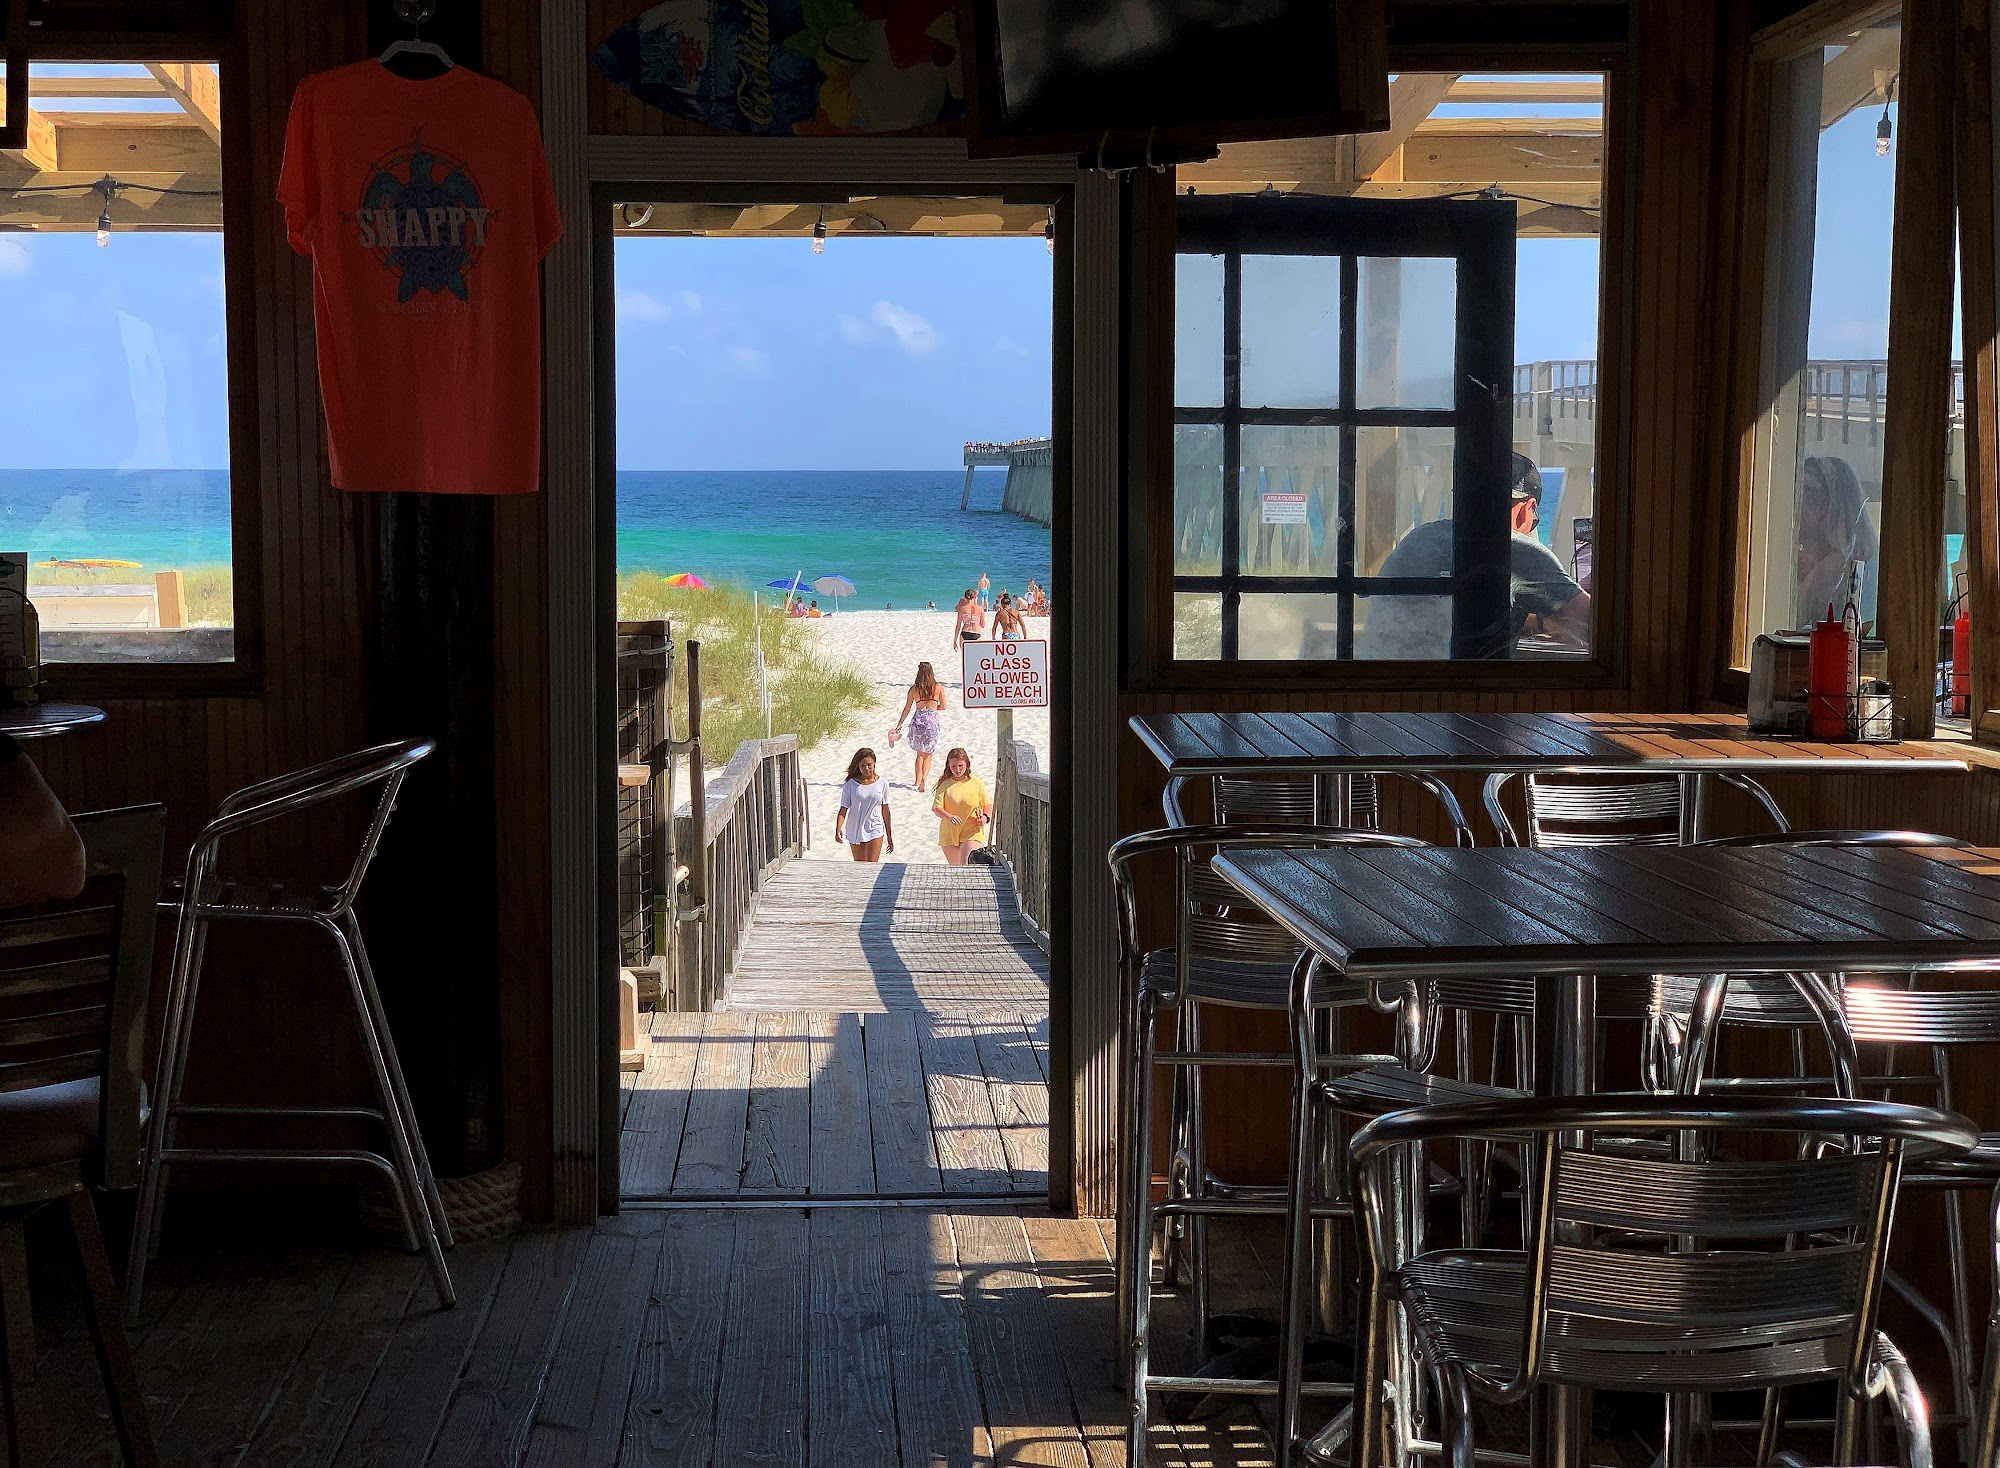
[{"x1": 596, "y1": 191, "x2": 1064, "y2": 1206}]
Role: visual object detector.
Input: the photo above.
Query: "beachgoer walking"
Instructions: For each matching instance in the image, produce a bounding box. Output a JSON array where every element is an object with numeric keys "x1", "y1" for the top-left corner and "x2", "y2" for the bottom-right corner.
[
  {"x1": 955, "y1": 590, "x2": 986, "y2": 645},
  {"x1": 977, "y1": 572, "x2": 991, "y2": 610},
  {"x1": 835, "y1": 748, "x2": 893, "y2": 863},
  {"x1": 993, "y1": 592, "x2": 1026, "y2": 641},
  {"x1": 932, "y1": 748, "x2": 992, "y2": 866},
  {"x1": 892, "y1": 660, "x2": 947, "y2": 792}
]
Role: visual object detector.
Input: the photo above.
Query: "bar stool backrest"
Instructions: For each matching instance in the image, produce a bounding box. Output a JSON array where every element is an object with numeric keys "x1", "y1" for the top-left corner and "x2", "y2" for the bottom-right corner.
[
  {"x1": 1485, "y1": 772, "x2": 1791, "y2": 848},
  {"x1": 0, "y1": 805, "x2": 164, "y2": 1192},
  {"x1": 1353, "y1": 1095, "x2": 1974, "y2": 1400},
  {"x1": 184, "y1": 737, "x2": 435, "y2": 915},
  {"x1": 1165, "y1": 773, "x2": 1473, "y2": 847}
]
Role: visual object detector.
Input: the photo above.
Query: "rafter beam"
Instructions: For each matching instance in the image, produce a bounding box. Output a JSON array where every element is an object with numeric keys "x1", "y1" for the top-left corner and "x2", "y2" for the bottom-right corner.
[
  {"x1": 0, "y1": 169, "x2": 221, "y2": 229},
  {"x1": 1819, "y1": 22, "x2": 1900, "y2": 128},
  {"x1": 38, "y1": 112, "x2": 216, "y2": 173},
  {"x1": 1445, "y1": 79, "x2": 1603, "y2": 105},
  {"x1": 1354, "y1": 72, "x2": 1460, "y2": 179},
  {"x1": 0, "y1": 105, "x2": 57, "y2": 186},
  {"x1": 28, "y1": 77, "x2": 170, "y2": 99},
  {"x1": 144, "y1": 62, "x2": 220, "y2": 145}
]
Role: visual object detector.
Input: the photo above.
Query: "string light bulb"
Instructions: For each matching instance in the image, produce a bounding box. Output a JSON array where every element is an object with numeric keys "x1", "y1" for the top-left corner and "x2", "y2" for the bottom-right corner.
[
  {"x1": 1044, "y1": 210, "x2": 1055, "y2": 255},
  {"x1": 94, "y1": 177, "x2": 116, "y2": 247},
  {"x1": 811, "y1": 210, "x2": 826, "y2": 255},
  {"x1": 1877, "y1": 75, "x2": 1896, "y2": 157}
]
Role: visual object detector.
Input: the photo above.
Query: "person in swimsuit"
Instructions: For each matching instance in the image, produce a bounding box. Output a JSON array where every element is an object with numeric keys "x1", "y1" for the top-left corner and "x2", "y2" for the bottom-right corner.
[
  {"x1": 931, "y1": 748, "x2": 993, "y2": 866},
  {"x1": 834, "y1": 747, "x2": 893, "y2": 862},
  {"x1": 956, "y1": 590, "x2": 986, "y2": 646},
  {"x1": 993, "y1": 592, "x2": 1026, "y2": 641},
  {"x1": 892, "y1": 660, "x2": 947, "y2": 792}
]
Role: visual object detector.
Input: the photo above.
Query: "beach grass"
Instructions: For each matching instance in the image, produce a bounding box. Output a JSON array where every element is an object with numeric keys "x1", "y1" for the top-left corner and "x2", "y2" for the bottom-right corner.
[
  {"x1": 29, "y1": 564, "x2": 235, "y2": 626},
  {"x1": 618, "y1": 573, "x2": 870, "y2": 759}
]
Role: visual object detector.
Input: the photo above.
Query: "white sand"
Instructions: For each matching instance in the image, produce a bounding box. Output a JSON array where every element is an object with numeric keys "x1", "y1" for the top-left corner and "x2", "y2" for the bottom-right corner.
[{"x1": 793, "y1": 609, "x2": 1052, "y2": 865}]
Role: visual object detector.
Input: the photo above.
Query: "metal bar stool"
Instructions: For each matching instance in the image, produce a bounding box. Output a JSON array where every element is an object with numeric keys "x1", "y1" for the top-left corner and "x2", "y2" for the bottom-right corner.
[
  {"x1": 1482, "y1": 769, "x2": 1790, "y2": 848},
  {"x1": 1108, "y1": 823, "x2": 1432, "y2": 1463},
  {"x1": 125, "y1": 738, "x2": 453, "y2": 1324},
  {"x1": 1347, "y1": 1093, "x2": 1978, "y2": 1468}
]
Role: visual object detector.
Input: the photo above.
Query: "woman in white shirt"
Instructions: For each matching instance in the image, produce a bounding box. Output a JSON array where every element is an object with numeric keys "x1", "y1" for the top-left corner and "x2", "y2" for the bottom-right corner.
[{"x1": 834, "y1": 747, "x2": 894, "y2": 862}]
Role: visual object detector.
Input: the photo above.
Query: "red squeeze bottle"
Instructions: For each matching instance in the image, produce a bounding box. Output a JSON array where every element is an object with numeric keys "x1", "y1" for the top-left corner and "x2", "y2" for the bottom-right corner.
[
  {"x1": 1808, "y1": 602, "x2": 1852, "y2": 738},
  {"x1": 1953, "y1": 603, "x2": 1972, "y2": 717}
]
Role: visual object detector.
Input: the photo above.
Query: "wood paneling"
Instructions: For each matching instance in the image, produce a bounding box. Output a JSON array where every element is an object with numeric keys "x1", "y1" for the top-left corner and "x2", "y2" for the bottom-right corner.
[{"x1": 26, "y1": 0, "x2": 559, "y2": 1219}]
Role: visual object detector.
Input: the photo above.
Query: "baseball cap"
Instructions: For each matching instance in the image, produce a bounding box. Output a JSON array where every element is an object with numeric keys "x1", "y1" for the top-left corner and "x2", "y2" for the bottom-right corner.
[{"x1": 1510, "y1": 452, "x2": 1543, "y2": 503}]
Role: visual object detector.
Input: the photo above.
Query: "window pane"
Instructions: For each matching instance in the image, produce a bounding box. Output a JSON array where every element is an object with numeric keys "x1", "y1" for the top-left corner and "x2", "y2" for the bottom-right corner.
[
  {"x1": 1241, "y1": 254, "x2": 1341, "y2": 408},
  {"x1": 1240, "y1": 425, "x2": 1337, "y2": 575},
  {"x1": 1240, "y1": 592, "x2": 1342, "y2": 660},
  {"x1": 1355, "y1": 426, "x2": 1454, "y2": 574},
  {"x1": 1744, "y1": 19, "x2": 1900, "y2": 652},
  {"x1": 1175, "y1": 253, "x2": 1225, "y2": 408},
  {"x1": 1357, "y1": 256, "x2": 1457, "y2": 409},
  {"x1": 0, "y1": 61, "x2": 232, "y2": 666},
  {"x1": 1173, "y1": 423, "x2": 1224, "y2": 576},
  {"x1": 1175, "y1": 592, "x2": 1223, "y2": 660}
]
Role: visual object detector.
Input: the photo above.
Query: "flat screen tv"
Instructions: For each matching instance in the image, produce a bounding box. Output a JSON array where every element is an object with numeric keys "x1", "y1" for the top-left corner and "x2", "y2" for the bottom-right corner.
[{"x1": 957, "y1": 0, "x2": 1389, "y2": 160}]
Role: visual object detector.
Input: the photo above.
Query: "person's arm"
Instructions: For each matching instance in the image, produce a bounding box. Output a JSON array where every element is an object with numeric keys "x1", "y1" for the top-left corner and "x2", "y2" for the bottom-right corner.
[
  {"x1": 834, "y1": 794, "x2": 849, "y2": 845},
  {"x1": 0, "y1": 737, "x2": 86, "y2": 907},
  {"x1": 1545, "y1": 591, "x2": 1592, "y2": 648},
  {"x1": 882, "y1": 799, "x2": 894, "y2": 854},
  {"x1": 894, "y1": 687, "x2": 918, "y2": 726},
  {"x1": 1509, "y1": 538, "x2": 1590, "y2": 650}
]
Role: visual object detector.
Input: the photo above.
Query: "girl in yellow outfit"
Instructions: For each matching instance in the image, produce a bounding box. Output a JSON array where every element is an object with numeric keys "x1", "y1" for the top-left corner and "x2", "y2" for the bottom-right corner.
[{"x1": 931, "y1": 748, "x2": 992, "y2": 866}]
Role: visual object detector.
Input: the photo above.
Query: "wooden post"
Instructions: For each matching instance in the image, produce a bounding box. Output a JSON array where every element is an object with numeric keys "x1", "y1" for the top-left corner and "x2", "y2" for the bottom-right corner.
[
  {"x1": 152, "y1": 570, "x2": 185, "y2": 630},
  {"x1": 1959, "y1": 0, "x2": 2000, "y2": 737},
  {"x1": 1878, "y1": 0, "x2": 1959, "y2": 737}
]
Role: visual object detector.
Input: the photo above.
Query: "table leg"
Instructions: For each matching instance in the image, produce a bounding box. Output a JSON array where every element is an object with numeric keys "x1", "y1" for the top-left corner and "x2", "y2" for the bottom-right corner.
[
  {"x1": 1316, "y1": 773, "x2": 1354, "y2": 826},
  {"x1": 1532, "y1": 974, "x2": 1595, "y2": 1468},
  {"x1": 1678, "y1": 773, "x2": 1710, "y2": 844}
]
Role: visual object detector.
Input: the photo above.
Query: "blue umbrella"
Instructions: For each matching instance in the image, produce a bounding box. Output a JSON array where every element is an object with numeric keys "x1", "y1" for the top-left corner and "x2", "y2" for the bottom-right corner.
[
  {"x1": 766, "y1": 572, "x2": 805, "y2": 610},
  {"x1": 812, "y1": 574, "x2": 856, "y2": 612}
]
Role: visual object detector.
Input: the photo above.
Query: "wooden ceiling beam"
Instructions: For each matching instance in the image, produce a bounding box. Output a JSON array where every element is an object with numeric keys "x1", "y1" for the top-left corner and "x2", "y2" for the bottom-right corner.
[
  {"x1": 1443, "y1": 78, "x2": 1603, "y2": 104},
  {"x1": 1819, "y1": 22, "x2": 1901, "y2": 127},
  {"x1": 39, "y1": 112, "x2": 217, "y2": 173},
  {"x1": 0, "y1": 169, "x2": 221, "y2": 228},
  {"x1": 27, "y1": 76, "x2": 170, "y2": 99},
  {"x1": 1354, "y1": 73, "x2": 1460, "y2": 179},
  {"x1": 0, "y1": 106, "x2": 58, "y2": 186},
  {"x1": 144, "y1": 63, "x2": 221, "y2": 146}
]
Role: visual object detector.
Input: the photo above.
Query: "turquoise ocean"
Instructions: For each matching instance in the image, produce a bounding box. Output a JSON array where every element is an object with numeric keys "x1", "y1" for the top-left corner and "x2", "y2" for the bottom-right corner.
[{"x1": 0, "y1": 468, "x2": 1054, "y2": 608}]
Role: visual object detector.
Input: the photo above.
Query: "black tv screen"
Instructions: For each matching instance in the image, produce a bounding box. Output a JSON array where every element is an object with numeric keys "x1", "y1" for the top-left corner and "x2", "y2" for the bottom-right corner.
[{"x1": 961, "y1": 0, "x2": 1388, "y2": 157}]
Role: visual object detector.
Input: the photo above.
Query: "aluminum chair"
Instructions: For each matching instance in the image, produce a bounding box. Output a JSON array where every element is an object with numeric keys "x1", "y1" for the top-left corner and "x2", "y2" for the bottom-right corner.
[
  {"x1": 1347, "y1": 1093, "x2": 1979, "y2": 1468},
  {"x1": 1482, "y1": 769, "x2": 1790, "y2": 847},
  {"x1": 0, "y1": 806, "x2": 164, "y2": 1467},
  {"x1": 125, "y1": 738, "x2": 453, "y2": 1324},
  {"x1": 1165, "y1": 771, "x2": 1477, "y2": 847},
  {"x1": 1108, "y1": 823, "x2": 1432, "y2": 1462}
]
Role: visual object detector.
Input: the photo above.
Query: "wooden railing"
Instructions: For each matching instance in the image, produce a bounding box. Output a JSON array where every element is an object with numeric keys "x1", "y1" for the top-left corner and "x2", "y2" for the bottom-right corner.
[
  {"x1": 991, "y1": 736, "x2": 1051, "y2": 951},
  {"x1": 668, "y1": 734, "x2": 808, "y2": 1010}
]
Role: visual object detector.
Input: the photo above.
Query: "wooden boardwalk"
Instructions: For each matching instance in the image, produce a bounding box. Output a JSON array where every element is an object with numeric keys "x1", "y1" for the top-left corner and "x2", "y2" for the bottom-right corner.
[
  {"x1": 720, "y1": 862, "x2": 1051, "y2": 1013},
  {"x1": 32, "y1": 1212, "x2": 1295, "y2": 1468},
  {"x1": 620, "y1": 1008, "x2": 1051, "y2": 1198}
]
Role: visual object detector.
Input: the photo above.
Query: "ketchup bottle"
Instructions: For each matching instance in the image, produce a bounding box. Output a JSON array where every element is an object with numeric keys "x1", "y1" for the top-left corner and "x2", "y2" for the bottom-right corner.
[
  {"x1": 1808, "y1": 602, "x2": 1852, "y2": 738},
  {"x1": 1953, "y1": 601, "x2": 1972, "y2": 717}
]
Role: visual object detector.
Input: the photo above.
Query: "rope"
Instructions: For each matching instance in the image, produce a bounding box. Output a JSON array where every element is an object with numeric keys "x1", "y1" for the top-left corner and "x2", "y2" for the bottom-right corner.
[{"x1": 360, "y1": 1159, "x2": 522, "y2": 1244}]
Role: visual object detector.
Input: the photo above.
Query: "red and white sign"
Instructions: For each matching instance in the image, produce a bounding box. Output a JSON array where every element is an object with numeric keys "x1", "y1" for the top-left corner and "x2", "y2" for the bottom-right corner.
[
  {"x1": 1260, "y1": 491, "x2": 1309, "y2": 525},
  {"x1": 962, "y1": 639, "x2": 1048, "y2": 708}
]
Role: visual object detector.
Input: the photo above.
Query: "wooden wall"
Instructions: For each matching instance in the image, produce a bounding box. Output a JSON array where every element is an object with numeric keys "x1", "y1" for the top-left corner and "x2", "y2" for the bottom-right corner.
[{"x1": 30, "y1": 0, "x2": 559, "y2": 1220}]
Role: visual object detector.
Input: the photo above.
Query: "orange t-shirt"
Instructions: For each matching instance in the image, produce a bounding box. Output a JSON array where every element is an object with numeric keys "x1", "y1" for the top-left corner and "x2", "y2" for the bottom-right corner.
[{"x1": 278, "y1": 62, "x2": 562, "y2": 495}]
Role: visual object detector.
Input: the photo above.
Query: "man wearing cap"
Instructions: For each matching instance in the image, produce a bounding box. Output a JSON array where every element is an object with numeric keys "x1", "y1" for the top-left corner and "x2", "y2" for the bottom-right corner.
[{"x1": 1353, "y1": 452, "x2": 1591, "y2": 660}]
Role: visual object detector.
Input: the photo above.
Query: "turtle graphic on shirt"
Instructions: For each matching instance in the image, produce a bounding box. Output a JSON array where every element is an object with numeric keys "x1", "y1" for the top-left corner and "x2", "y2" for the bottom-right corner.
[{"x1": 355, "y1": 133, "x2": 492, "y2": 303}]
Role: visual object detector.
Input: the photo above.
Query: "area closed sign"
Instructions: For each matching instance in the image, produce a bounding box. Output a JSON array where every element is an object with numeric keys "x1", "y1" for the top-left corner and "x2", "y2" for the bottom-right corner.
[{"x1": 962, "y1": 639, "x2": 1048, "y2": 708}]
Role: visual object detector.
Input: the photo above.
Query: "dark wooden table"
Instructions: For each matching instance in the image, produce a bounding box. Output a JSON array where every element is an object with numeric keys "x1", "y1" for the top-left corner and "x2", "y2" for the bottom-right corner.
[{"x1": 0, "y1": 702, "x2": 105, "y2": 739}]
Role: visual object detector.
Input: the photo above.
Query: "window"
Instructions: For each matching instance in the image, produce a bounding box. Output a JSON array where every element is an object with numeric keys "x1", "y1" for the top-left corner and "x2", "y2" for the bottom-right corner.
[
  {"x1": 1741, "y1": 14, "x2": 1903, "y2": 652},
  {"x1": 1167, "y1": 71, "x2": 1609, "y2": 668},
  {"x1": 0, "y1": 61, "x2": 233, "y2": 666}
]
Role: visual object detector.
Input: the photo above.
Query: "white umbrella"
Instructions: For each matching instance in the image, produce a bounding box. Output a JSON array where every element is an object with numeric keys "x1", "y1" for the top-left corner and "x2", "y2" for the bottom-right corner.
[{"x1": 811, "y1": 574, "x2": 856, "y2": 613}]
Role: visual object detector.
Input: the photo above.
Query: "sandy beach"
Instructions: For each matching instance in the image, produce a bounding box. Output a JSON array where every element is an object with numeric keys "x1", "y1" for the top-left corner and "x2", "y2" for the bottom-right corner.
[{"x1": 793, "y1": 609, "x2": 1052, "y2": 866}]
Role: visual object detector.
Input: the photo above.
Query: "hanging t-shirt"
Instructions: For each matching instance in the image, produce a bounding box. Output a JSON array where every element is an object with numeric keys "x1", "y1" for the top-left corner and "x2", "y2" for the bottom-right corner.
[{"x1": 278, "y1": 62, "x2": 562, "y2": 495}]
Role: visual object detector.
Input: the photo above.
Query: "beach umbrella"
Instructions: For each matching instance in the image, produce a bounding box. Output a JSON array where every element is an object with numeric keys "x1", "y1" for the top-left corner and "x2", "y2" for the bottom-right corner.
[
  {"x1": 664, "y1": 572, "x2": 710, "y2": 589},
  {"x1": 37, "y1": 558, "x2": 141, "y2": 569},
  {"x1": 765, "y1": 572, "x2": 806, "y2": 612},
  {"x1": 812, "y1": 574, "x2": 856, "y2": 612}
]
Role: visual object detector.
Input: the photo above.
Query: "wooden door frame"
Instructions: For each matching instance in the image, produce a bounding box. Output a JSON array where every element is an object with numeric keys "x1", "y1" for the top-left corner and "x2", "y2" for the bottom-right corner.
[{"x1": 539, "y1": 94, "x2": 1123, "y2": 1212}]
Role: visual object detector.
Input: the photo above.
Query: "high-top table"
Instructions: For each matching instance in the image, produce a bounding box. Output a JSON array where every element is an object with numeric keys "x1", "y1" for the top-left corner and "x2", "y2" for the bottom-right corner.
[
  {"x1": 1131, "y1": 710, "x2": 1973, "y2": 837},
  {"x1": 1211, "y1": 840, "x2": 2000, "y2": 1468},
  {"x1": 0, "y1": 702, "x2": 105, "y2": 740}
]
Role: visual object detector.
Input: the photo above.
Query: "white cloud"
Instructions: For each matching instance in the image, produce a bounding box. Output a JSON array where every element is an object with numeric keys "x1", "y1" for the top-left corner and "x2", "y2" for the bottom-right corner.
[
  {"x1": 838, "y1": 300, "x2": 940, "y2": 356},
  {"x1": 993, "y1": 334, "x2": 1032, "y2": 358},
  {"x1": 677, "y1": 289, "x2": 703, "y2": 315},
  {"x1": 0, "y1": 238, "x2": 31, "y2": 280},
  {"x1": 871, "y1": 300, "x2": 938, "y2": 355},
  {"x1": 728, "y1": 344, "x2": 770, "y2": 376},
  {"x1": 619, "y1": 289, "x2": 675, "y2": 323}
]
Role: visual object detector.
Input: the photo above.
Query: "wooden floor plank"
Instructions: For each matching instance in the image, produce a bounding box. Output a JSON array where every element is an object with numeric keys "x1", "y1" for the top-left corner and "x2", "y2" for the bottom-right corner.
[
  {"x1": 672, "y1": 1012, "x2": 759, "y2": 1194},
  {"x1": 1021, "y1": 1216, "x2": 1132, "y2": 1468},
  {"x1": 809, "y1": 1012, "x2": 877, "y2": 1195},
  {"x1": 953, "y1": 1213, "x2": 1093, "y2": 1467},
  {"x1": 620, "y1": 1012, "x2": 703, "y2": 1197},
  {"x1": 236, "y1": 1250, "x2": 426, "y2": 1467},
  {"x1": 807, "y1": 1210, "x2": 900, "y2": 1468},
  {"x1": 1025, "y1": 1015, "x2": 1052, "y2": 1083},
  {"x1": 520, "y1": 1213, "x2": 667, "y2": 1468},
  {"x1": 972, "y1": 1016, "x2": 1052, "y2": 1192},
  {"x1": 915, "y1": 1014, "x2": 1014, "y2": 1195},
  {"x1": 864, "y1": 1012, "x2": 942, "y2": 1195},
  {"x1": 742, "y1": 1011, "x2": 811, "y2": 1193},
  {"x1": 622, "y1": 1211, "x2": 735, "y2": 1467},
  {"x1": 427, "y1": 1228, "x2": 593, "y2": 1468},
  {"x1": 881, "y1": 1209, "x2": 993, "y2": 1468},
  {"x1": 327, "y1": 1237, "x2": 511, "y2": 1468},
  {"x1": 711, "y1": 1210, "x2": 808, "y2": 1468}
]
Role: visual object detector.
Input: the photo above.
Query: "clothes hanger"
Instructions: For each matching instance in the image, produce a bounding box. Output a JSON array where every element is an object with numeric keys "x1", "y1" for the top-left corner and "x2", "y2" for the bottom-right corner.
[{"x1": 379, "y1": 0, "x2": 454, "y2": 69}]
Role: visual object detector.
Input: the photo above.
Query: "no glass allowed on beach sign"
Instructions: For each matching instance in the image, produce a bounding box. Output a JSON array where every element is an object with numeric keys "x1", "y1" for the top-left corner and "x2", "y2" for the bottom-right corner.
[{"x1": 962, "y1": 639, "x2": 1048, "y2": 709}]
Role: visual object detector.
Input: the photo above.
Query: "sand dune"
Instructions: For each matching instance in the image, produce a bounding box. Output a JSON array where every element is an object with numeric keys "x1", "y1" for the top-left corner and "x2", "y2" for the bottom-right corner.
[{"x1": 794, "y1": 609, "x2": 1052, "y2": 865}]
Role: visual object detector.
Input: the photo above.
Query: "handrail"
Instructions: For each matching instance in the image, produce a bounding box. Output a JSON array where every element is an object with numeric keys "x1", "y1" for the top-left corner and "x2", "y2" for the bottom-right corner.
[
  {"x1": 991, "y1": 736, "x2": 1052, "y2": 951},
  {"x1": 668, "y1": 731, "x2": 808, "y2": 1010}
]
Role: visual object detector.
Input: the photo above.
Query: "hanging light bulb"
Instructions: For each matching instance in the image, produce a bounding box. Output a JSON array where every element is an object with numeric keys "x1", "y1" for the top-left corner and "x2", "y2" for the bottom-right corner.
[
  {"x1": 811, "y1": 210, "x2": 826, "y2": 255},
  {"x1": 1044, "y1": 210, "x2": 1055, "y2": 256},
  {"x1": 94, "y1": 179, "x2": 115, "y2": 247},
  {"x1": 1876, "y1": 75, "x2": 1895, "y2": 157}
]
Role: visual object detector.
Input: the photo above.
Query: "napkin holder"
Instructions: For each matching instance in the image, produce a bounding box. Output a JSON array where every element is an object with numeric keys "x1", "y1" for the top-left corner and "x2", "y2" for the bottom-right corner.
[{"x1": 1749, "y1": 630, "x2": 1886, "y2": 735}]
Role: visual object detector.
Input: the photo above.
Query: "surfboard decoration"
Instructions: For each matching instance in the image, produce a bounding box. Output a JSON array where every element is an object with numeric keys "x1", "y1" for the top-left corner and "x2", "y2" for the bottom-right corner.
[{"x1": 591, "y1": 0, "x2": 965, "y2": 137}]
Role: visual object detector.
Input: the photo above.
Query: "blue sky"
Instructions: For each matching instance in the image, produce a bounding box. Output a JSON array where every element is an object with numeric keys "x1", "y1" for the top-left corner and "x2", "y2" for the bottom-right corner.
[{"x1": 614, "y1": 235, "x2": 1055, "y2": 469}]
